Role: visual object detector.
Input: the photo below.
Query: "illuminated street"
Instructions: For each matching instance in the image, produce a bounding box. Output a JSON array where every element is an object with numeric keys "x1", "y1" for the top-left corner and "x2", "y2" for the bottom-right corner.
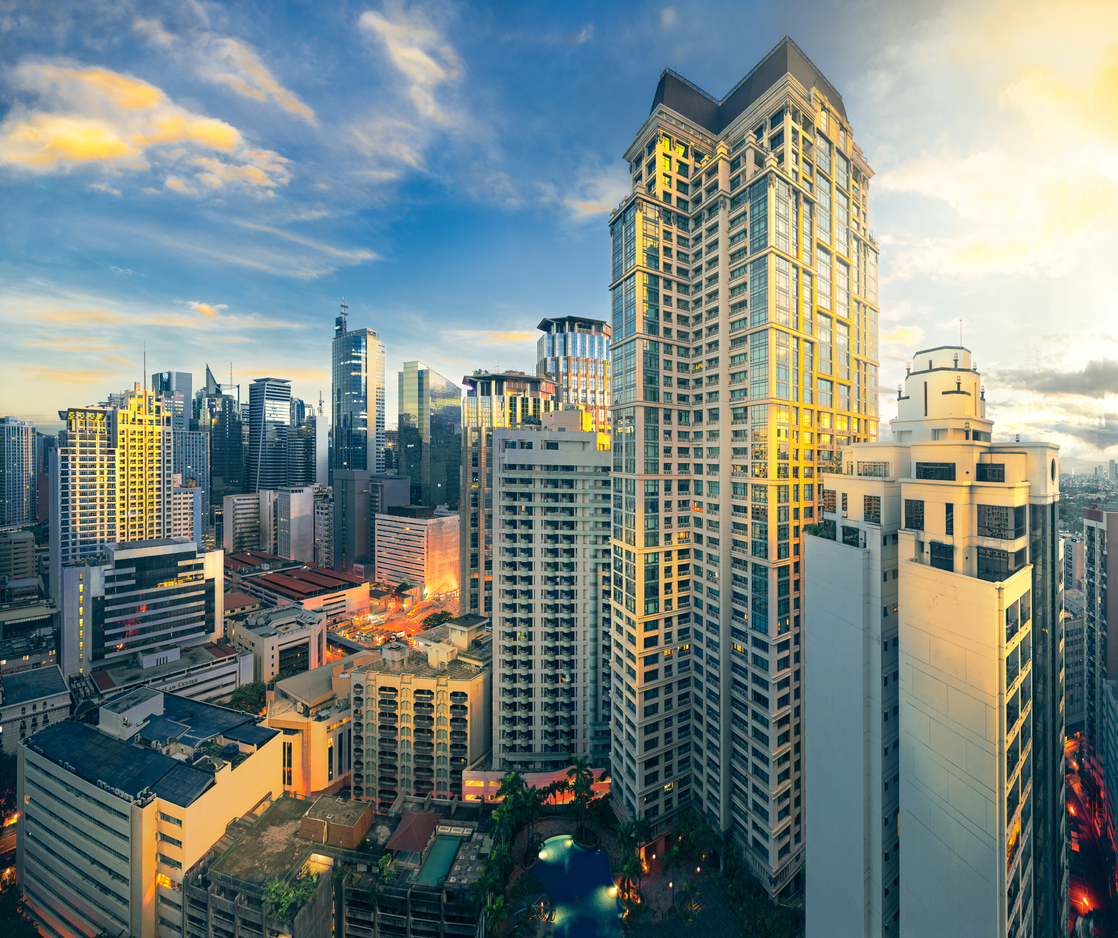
[
  {"x1": 1067, "y1": 739, "x2": 1116, "y2": 937},
  {"x1": 326, "y1": 590, "x2": 458, "y2": 660}
]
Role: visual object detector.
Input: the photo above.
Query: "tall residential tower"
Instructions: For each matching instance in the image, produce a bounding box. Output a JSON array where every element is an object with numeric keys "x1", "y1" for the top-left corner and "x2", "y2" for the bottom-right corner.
[
  {"x1": 805, "y1": 347, "x2": 1066, "y2": 938},
  {"x1": 1, "y1": 416, "x2": 36, "y2": 527},
  {"x1": 536, "y1": 316, "x2": 612, "y2": 449},
  {"x1": 607, "y1": 37, "x2": 880, "y2": 899}
]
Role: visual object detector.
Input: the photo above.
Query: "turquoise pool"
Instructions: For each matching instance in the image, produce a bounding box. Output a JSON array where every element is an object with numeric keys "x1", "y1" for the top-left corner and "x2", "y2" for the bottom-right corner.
[
  {"x1": 534, "y1": 835, "x2": 622, "y2": 937},
  {"x1": 415, "y1": 835, "x2": 463, "y2": 885}
]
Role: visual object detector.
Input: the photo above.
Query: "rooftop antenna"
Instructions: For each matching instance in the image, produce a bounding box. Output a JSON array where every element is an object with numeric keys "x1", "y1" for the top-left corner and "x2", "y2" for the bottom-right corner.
[
  {"x1": 143, "y1": 342, "x2": 147, "y2": 414},
  {"x1": 959, "y1": 318, "x2": 963, "y2": 346},
  {"x1": 340, "y1": 296, "x2": 348, "y2": 331},
  {"x1": 318, "y1": 391, "x2": 325, "y2": 417}
]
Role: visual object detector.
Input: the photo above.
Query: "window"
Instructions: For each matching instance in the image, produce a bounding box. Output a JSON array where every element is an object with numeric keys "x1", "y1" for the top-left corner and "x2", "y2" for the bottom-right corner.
[
  {"x1": 945, "y1": 503, "x2": 953, "y2": 536},
  {"x1": 864, "y1": 495, "x2": 881, "y2": 525},
  {"x1": 929, "y1": 542, "x2": 954, "y2": 572},
  {"x1": 976, "y1": 463, "x2": 1005, "y2": 482},
  {"x1": 915, "y1": 462, "x2": 956, "y2": 481},
  {"x1": 904, "y1": 499, "x2": 924, "y2": 531},
  {"x1": 977, "y1": 504, "x2": 1027, "y2": 540}
]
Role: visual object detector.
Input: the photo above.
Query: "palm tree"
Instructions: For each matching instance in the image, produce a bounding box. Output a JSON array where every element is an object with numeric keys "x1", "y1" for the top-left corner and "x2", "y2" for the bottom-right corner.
[
  {"x1": 485, "y1": 895, "x2": 509, "y2": 935},
  {"x1": 632, "y1": 814, "x2": 653, "y2": 890},
  {"x1": 619, "y1": 855, "x2": 641, "y2": 908},
  {"x1": 567, "y1": 756, "x2": 593, "y2": 841},
  {"x1": 663, "y1": 842, "x2": 682, "y2": 910}
]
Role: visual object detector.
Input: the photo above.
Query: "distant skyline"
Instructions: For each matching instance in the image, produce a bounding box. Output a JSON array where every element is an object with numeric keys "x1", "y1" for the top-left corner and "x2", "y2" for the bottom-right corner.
[{"x1": 2, "y1": 0, "x2": 1116, "y2": 461}]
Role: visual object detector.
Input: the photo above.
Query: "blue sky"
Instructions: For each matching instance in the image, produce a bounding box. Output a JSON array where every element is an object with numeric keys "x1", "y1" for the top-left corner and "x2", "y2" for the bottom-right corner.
[{"x1": 2, "y1": 0, "x2": 1117, "y2": 464}]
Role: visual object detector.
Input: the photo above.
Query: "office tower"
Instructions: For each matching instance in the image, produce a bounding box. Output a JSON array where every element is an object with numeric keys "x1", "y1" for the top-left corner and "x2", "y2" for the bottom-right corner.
[
  {"x1": 0, "y1": 529, "x2": 36, "y2": 583},
  {"x1": 315, "y1": 404, "x2": 330, "y2": 485},
  {"x1": 536, "y1": 316, "x2": 612, "y2": 449},
  {"x1": 58, "y1": 537, "x2": 223, "y2": 676},
  {"x1": 384, "y1": 427, "x2": 400, "y2": 473},
  {"x1": 17, "y1": 688, "x2": 281, "y2": 938},
  {"x1": 1110, "y1": 458, "x2": 1117, "y2": 482},
  {"x1": 331, "y1": 470, "x2": 409, "y2": 574},
  {"x1": 50, "y1": 386, "x2": 172, "y2": 603},
  {"x1": 246, "y1": 377, "x2": 291, "y2": 492},
  {"x1": 194, "y1": 365, "x2": 244, "y2": 508},
  {"x1": 173, "y1": 426, "x2": 210, "y2": 514},
  {"x1": 1, "y1": 416, "x2": 36, "y2": 526},
  {"x1": 491, "y1": 426, "x2": 612, "y2": 773},
  {"x1": 805, "y1": 346, "x2": 1066, "y2": 937},
  {"x1": 276, "y1": 486, "x2": 315, "y2": 562},
  {"x1": 290, "y1": 396, "x2": 307, "y2": 427},
  {"x1": 170, "y1": 474, "x2": 204, "y2": 545},
  {"x1": 398, "y1": 361, "x2": 463, "y2": 509},
  {"x1": 223, "y1": 493, "x2": 261, "y2": 554},
  {"x1": 1065, "y1": 611, "x2": 1086, "y2": 734},
  {"x1": 373, "y1": 506, "x2": 460, "y2": 598},
  {"x1": 608, "y1": 38, "x2": 880, "y2": 898},
  {"x1": 460, "y1": 372, "x2": 558, "y2": 616},
  {"x1": 152, "y1": 370, "x2": 191, "y2": 429},
  {"x1": 314, "y1": 488, "x2": 333, "y2": 568},
  {"x1": 287, "y1": 418, "x2": 317, "y2": 487},
  {"x1": 331, "y1": 300, "x2": 386, "y2": 478}
]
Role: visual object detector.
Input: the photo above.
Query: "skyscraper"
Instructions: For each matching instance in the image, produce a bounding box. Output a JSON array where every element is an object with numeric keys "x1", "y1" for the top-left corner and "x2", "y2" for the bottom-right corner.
[
  {"x1": 153, "y1": 370, "x2": 192, "y2": 430},
  {"x1": 0, "y1": 416, "x2": 36, "y2": 526},
  {"x1": 607, "y1": 38, "x2": 880, "y2": 898},
  {"x1": 246, "y1": 377, "x2": 291, "y2": 493},
  {"x1": 194, "y1": 364, "x2": 243, "y2": 507},
  {"x1": 459, "y1": 372, "x2": 557, "y2": 616},
  {"x1": 491, "y1": 425, "x2": 612, "y2": 773},
  {"x1": 536, "y1": 316, "x2": 612, "y2": 449},
  {"x1": 804, "y1": 346, "x2": 1066, "y2": 937},
  {"x1": 331, "y1": 299, "x2": 386, "y2": 478},
  {"x1": 398, "y1": 361, "x2": 462, "y2": 509},
  {"x1": 50, "y1": 386, "x2": 172, "y2": 598}
]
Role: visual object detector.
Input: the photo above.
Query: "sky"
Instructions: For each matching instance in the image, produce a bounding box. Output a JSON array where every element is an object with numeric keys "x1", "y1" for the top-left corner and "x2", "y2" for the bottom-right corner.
[{"x1": 1, "y1": 0, "x2": 1117, "y2": 465}]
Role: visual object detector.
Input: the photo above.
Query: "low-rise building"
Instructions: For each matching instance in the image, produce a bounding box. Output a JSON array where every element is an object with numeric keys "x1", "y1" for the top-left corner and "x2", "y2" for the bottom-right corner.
[
  {"x1": 16, "y1": 687, "x2": 281, "y2": 938},
  {"x1": 0, "y1": 599, "x2": 59, "y2": 675},
  {"x1": 0, "y1": 529, "x2": 36, "y2": 582},
  {"x1": 230, "y1": 605, "x2": 327, "y2": 682},
  {"x1": 89, "y1": 641, "x2": 253, "y2": 703},
  {"x1": 0, "y1": 665, "x2": 70, "y2": 753},
  {"x1": 238, "y1": 564, "x2": 369, "y2": 626}
]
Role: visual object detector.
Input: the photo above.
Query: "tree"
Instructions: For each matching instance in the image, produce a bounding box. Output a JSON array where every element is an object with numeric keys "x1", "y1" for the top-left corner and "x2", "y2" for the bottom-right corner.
[
  {"x1": 393, "y1": 581, "x2": 414, "y2": 598},
  {"x1": 422, "y1": 611, "x2": 453, "y2": 629},
  {"x1": 0, "y1": 750, "x2": 16, "y2": 819},
  {"x1": 262, "y1": 873, "x2": 319, "y2": 921},
  {"x1": 229, "y1": 681, "x2": 266, "y2": 714},
  {"x1": 0, "y1": 885, "x2": 39, "y2": 938},
  {"x1": 485, "y1": 895, "x2": 509, "y2": 935},
  {"x1": 377, "y1": 853, "x2": 398, "y2": 885},
  {"x1": 567, "y1": 756, "x2": 593, "y2": 841},
  {"x1": 663, "y1": 842, "x2": 683, "y2": 910},
  {"x1": 522, "y1": 785, "x2": 548, "y2": 864}
]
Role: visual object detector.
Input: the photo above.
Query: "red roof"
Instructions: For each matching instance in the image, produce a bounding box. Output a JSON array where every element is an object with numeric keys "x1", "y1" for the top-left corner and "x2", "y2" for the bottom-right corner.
[
  {"x1": 257, "y1": 573, "x2": 317, "y2": 597},
  {"x1": 224, "y1": 590, "x2": 260, "y2": 611},
  {"x1": 385, "y1": 811, "x2": 443, "y2": 854},
  {"x1": 203, "y1": 642, "x2": 237, "y2": 659},
  {"x1": 91, "y1": 670, "x2": 115, "y2": 692}
]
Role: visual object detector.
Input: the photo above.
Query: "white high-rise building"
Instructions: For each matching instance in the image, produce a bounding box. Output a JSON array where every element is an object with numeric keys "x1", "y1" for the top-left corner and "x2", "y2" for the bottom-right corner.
[
  {"x1": 805, "y1": 345, "x2": 1067, "y2": 938},
  {"x1": 1, "y1": 416, "x2": 36, "y2": 527},
  {"x1": 491, "y1": 425, "x2": 613, "y2": 772},
  {"x1": 170, "y1": 474, "x2": 204, "y2": 545}
]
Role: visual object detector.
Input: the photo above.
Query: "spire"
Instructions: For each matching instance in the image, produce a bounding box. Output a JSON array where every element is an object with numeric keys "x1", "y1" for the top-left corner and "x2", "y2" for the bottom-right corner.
[
  {"x1": 204, "y1": 363, "x2": 219, "y2": 395},
  {"x1": 335, "y1": 296, "x2": 349, "y2": 337}
]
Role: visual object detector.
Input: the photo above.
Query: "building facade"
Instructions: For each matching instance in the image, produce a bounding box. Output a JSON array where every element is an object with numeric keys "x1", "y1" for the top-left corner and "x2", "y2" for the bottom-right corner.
[
  {"x1": 170, "y1": 476, "x2": 204, "y2": 546},
  {"x1": 152, "y1": 371, "x2": 192, "y2": 429},
  {"x1": 459, "y1": 373, "x2": 557, "y2": 617},
  {"x1": 1063, "y1": 534, "x2": 1085, "y2": 592},
  {"x1": 0, "y1": 665, "x2": 70, "y2": 753},
  {"x1": 314, "y1": 488, "x2": 333, "y2": 569},
  {"x1": 1083, "y1": 509, "x2": 1117, "y2": 767},
  {"x1": 16, "y1": 688, "x2": 281, "y2": 938},
  {"x1": 607, "y1": 38, "x2": 880, "y2": 898},
  {"x1": 194, "y1": 365, "x2": 244, "y2": 508},
  {"x1": 223, "y1": 493, "x2": 261, "y2": 555},
  {"x1": 805, "y1": 346, "x2": 1066, "y2": 938},
  {"x1": 247, "y1": 377, "x2": 292, "y2": 493},
  {"x1": 50, "y1": 387, "x2": 173, "y2": 602},
  {"x1": 58, "y1": 538, "x2": 224, "y2": 677},
  {"x1": 536, "y1": 316, "x2": 612, "y2": 448},
  {"x1": 374, "y1": 507, "x2": 460, "y2": 600},
  {"x1": 230, "y1": 605, "x2": 326, "y2": 682},
  {"x1": 1, "y1": 416, "x2": 36, "y2": 527},
  {"x1": 332, "y1": 301, "x2": 386, "y2": 478},
  {"x1": 491, "y1": 427, "x2": 612, "y2": 773},
  {"x1": 398, "y1": 361, "x2": 462, "y2": 509}
]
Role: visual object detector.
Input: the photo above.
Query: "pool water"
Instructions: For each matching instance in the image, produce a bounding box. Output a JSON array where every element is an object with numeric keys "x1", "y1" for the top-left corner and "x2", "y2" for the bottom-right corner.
[
  {"x1": 534, "y1": 835, "x2": 622, "y2": 937},
  {"x1": 415, "y1": 835, "x2": 463, "y2": 885}
]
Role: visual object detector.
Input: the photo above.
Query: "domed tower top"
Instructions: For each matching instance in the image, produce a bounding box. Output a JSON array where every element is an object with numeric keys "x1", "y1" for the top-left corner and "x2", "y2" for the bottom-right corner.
[{"x1": 890, "y1": 346, "x2": 990, "y2": 444}]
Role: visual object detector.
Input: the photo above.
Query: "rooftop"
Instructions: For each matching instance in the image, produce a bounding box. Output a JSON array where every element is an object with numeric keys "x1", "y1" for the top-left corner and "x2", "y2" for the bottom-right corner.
[
  {"x1": 652, "y1": 36, "x2": 847, "y2": 135},
  {"x1": 209, "y1": 796, "x2": 316, "y2": 886},
  {"x1": 91, "y1": 641, "x2": 244, "y2": 693},
  {"x1": 243, "y1": 566, "x2": 366, "y2": 600},
  {"x1": 223, "y1": 590, "x2": 261, "y2": 611},
  {"x1": 1, "y1": 665, "x2": 67, "y2": 706}
]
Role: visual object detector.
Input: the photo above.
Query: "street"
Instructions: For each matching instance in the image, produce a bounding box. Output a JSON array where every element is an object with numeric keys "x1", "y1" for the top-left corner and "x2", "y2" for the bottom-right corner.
[{"x1": 1067, "y1": 740, "x2": 1116, "y2": 937}]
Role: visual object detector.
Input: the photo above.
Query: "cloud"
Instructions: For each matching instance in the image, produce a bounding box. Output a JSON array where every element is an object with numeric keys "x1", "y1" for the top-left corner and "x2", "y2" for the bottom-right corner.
[
  {"x1": 661, "y1": 8, "x2": 676, "y2": 27},
  {"x1": 542, "y1": 158, "x2": 630, "y2": 221},
  {"x1": 88, "y1": 182, "x2": 121, "y2": 196},
  {"x1": 22, "y1": 337, "x2": 124, "y2": 351},
  {"x1": 0, "y1": 62, "x2": 290, "y2": 194},
  {"x1": 993, "y1": 359, "x2": 1118, "y2": 399},
  {"x1": 32, "y1": 308, "x2": 126, "y2": 325},
  {"x1": 359, "y1": 7, "x2": 462, "y2": 124},
  {"x1": 444, "y1": 330, "x2": 536, "y2": 343},
  {"x1": 234, "y1": 368, "x2": 328, "y2": 381},
  {"x1": 108, "y1": 265, "x2": 136, "y2": 275},
  {"x1": 235, "y1": 222, "x2": 379, "y2": 261},
  {"x1": 20, "y1": 367, "x2": 123, "y2": 384},
  {"x1": 202, "y1": 37, "x2": 317, "y2": 123},
  {"x1": 880, "y1": 325, "x2": 925, "y2": 346},
  {"x1": 187, "y1": 301, "x2": 228, "y2": 318},
  {"x1": 154, "y1": 235, "x2": 351, "y2": 278},
  {"x1": 132, "y1": 17, "x2": 175, "y2": 49}
]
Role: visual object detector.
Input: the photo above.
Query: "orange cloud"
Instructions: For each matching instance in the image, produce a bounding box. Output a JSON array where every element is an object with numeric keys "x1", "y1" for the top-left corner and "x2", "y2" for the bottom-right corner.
[
  {"x1": 187, "y1": 301, "x2": 228, "y2": 318},
  {"x1": 20, "y1": 367, "x2": 123, "y2": 384},
  {"x1": 206, "y1": 38, "x2": 317, "y2": 123},
  {"x1": 38, "y1": 65, "x2": 164, "y2": 110},
  {"x1": 32, "y1": 308, "x2": 126, "y2": 325},
  {"x1": 444, "y1": 330, "x2": 536, "y2": 343},
  {"x1": 7, "y1": 115, "x2": 134, "y2": 165},
  {"x1": 135, "y1": 114, "x2": 240, "y2": 151}
]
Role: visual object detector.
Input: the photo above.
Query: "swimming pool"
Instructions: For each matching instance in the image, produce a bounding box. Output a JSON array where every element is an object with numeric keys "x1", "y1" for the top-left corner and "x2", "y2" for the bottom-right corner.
[
  {"x1": 534, "y1": 835, "x2": 622, "y2": 937},
  {"x1": 414, "y1": 835, "x2": 463, "y2": 885}
]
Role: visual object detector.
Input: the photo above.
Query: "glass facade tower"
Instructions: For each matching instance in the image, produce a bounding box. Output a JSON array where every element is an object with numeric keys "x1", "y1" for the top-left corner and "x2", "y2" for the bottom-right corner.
[
  {"x1": 398, "y1": 361, "x2": 462, "y2": 509},
  {"x1": 536, "y1": 316, "x2": 612, "y2": 449},
  {"x1": 608, "y1": 38, "x2": 880, "y2": 900},
  {"x1": 247, "y1": 377, "x2": 291, "y2": 493},
  {"x1": 331, "y1": 300, "x2": 386, "y2": 480}
]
